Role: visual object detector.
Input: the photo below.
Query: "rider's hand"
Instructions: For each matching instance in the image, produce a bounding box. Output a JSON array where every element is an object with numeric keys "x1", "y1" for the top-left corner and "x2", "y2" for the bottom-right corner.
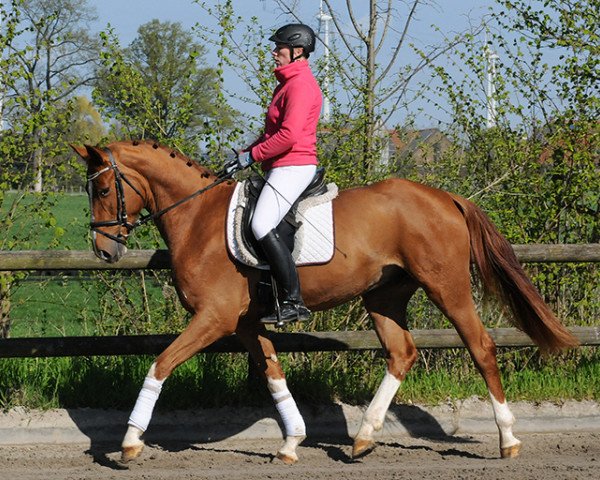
[
  {"x1": 221, "y1": 150, "x2": 254, "y2": 177},
  {"x1": 237, "y1": 151, "x2": 254, "y2": 169}
]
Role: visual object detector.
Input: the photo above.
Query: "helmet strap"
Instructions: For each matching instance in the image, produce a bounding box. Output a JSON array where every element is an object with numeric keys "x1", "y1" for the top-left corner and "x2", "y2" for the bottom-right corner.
[{"x1": 290, "y1": 47, "x2": 305, "y2": 63}]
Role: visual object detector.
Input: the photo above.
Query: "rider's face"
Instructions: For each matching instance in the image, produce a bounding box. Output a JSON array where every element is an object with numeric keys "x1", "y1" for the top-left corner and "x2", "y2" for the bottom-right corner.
[
  {"x1": 271, "y1": 43, "x2": 305, "y2": 67},
  {"x1": 272, "y1": 44, "x2": 291, "y2": 67}
]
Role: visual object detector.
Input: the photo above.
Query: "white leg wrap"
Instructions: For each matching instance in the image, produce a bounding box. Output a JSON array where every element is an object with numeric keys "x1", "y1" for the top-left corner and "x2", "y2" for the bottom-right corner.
[
  {"x1": 278, "y1": 435, "x2": 304, "y2": 462},
  {"x1": 272, "y1": 388, "x2": 306, "y2": 437},
  {"x1": 268, "y1": 378, "x2": 306, "y2": 437},
  {"x1": 356, "y1": 370, "x2": 401, "y2": 439},
  {"x1": 128, "y1": 365, "x2": 165, "y2": 432},
  {"x1": 122, "y1": 425, "x2": 144, "y2": 447},
  {"x1": 490, "y1": 393, "x2": 520, "y2": 449}
]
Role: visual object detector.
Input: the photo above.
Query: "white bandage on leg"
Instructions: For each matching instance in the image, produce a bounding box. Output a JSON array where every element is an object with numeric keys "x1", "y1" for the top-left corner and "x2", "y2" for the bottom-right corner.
[
  {"x1": 490, "y1": 393, "x2": 520, "y2": 449},
  {"x1": 128, "y1": 374, "x2": 164, "y2": 432},
  {"x1": 356, "y1": 370, "x2": 401, "y2": 439},
  {"x1": 272, "y1": 388, "x2": 306, "y2": 437}
]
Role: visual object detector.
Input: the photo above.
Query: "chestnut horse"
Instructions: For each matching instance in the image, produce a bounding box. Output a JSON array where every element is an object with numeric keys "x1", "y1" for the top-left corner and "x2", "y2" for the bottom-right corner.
[{"x1": 72, "y1": 140, "x2": 577, "y2": 464}]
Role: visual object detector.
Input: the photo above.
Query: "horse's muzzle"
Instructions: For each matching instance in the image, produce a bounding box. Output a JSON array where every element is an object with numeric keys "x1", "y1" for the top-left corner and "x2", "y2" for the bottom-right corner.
[{"x1": 94, "y1": 238, "x2": 128, "y2": 263}]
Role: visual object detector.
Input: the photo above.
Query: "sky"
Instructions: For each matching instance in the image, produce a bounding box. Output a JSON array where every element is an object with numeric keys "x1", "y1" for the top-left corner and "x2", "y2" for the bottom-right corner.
[
  {"x1": 90, "y1": 0, "x2": 497, "y2": 128},
  {"x1": 92, "y1": 0, "x2": 492, "y2": 44}
]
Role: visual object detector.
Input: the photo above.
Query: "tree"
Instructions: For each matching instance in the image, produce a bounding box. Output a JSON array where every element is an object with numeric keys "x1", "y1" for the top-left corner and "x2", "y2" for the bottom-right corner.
[
  {"x1": 93, "y1": 19, "x2": 236, "y2": 158},
  {"x1": 66, "y1": 96, "x2": 107, "y2": 145},
  {"x1": 1, "y1": 0, "x2": 99, "y2": 336},
  {"x1": 421, "y1": 0, "x2": 599, "y2": 323},
  {"x1": 45, "y1": 95, "x2": 107, "y2": 190},
  {"x1": 2, "y1": 0, "x2": 100, "y2": 192},
  {"x1": 272, "y1": 0, "x2": 467, "y2": 182}
]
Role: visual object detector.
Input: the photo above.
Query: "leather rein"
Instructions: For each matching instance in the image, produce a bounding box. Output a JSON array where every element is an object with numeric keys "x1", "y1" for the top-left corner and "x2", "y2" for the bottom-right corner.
[{"x1": 86, "y1": 147, "x2": 231, "y2": 245}]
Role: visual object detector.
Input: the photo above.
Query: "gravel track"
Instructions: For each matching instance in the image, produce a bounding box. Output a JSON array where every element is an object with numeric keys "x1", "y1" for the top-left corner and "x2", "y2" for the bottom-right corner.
[{"x1": 1, "y1": 433, "x2": 598, "y2": 480}]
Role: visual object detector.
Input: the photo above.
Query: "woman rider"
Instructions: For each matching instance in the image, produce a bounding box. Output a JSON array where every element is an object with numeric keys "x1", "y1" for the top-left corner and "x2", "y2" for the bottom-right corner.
[{"x1": 235, "y1": 24, "x2": 323, "y2": 325}]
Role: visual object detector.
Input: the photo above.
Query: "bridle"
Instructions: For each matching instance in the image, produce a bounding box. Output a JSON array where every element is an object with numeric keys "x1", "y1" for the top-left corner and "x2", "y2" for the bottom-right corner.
[
  {"x1": 86, "y1": 148, "x2": 144, "y2": 246},
  {"x1": 86, "y1": 147, "x2": 231, "y2": 247}
]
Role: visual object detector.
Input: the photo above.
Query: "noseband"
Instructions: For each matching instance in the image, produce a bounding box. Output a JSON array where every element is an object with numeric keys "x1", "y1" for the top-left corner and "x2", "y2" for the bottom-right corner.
[{"x1": 86, "y1": 147, "x2": 233, "y2": 247}]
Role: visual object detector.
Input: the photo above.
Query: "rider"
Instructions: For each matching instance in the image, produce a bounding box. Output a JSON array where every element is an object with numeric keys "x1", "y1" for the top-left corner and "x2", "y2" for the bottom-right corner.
[{"x1": 235, "y1": 23, "x2": 323, "y2": 325}]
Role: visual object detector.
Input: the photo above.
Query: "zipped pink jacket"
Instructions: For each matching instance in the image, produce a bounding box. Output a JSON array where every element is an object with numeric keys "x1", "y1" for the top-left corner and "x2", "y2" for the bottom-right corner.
[{"x1": 249, "y1": 60, "x2": 323, "y2": 171}]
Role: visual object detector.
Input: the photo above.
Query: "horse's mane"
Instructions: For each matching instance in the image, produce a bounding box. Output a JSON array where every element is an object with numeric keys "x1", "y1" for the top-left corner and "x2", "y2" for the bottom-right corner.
[{"x1": 122, "y1": 139, "x2": 215, "y2": 178}]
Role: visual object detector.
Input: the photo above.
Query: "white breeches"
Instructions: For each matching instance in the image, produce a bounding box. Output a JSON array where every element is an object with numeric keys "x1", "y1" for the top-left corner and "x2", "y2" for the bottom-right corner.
[{"x1": 251, "y1": 165, "x2": 317, "y2": 241}]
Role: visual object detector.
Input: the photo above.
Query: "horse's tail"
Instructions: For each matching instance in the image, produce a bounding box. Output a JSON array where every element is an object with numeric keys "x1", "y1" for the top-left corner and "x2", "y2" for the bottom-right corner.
[{"x1": 450, "y1": 193, "x2": 578, "y2": 353}]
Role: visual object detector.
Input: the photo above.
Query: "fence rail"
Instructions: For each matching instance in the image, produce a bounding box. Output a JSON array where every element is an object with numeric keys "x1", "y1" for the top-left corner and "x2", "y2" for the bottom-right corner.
[
  {"x1": 0, "y1": 327, "x2": 599, "y2": 358},
  {"x1": 1, "y1": 244, "x2": 600, "y2": 271},
  {"x1": 0, "y1": 244, "x2": 598, "y2": 358}
]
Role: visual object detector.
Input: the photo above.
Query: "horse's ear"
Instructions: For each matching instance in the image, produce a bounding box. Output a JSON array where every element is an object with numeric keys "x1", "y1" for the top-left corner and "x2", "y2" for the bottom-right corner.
[
  {"x1": 70, "y1": 144, "x2": 88, "y2": 161},
  {"x1": 70, "y1": 144, "x2": 106, "y2": 167}
]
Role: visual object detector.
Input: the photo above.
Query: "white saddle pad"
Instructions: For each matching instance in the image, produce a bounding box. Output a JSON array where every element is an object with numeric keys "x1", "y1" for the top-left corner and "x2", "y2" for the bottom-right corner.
[{"x1": 226, "y1": 180, "x2": 338, "y2": 269}]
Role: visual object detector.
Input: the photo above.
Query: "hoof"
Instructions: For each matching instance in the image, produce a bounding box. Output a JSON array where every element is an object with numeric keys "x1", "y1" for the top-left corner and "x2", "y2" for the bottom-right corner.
[
  {"x1": 352, "y1": 438, "x2": 376, "y2": 459},
  {"x1": 500, "y1": 442, "x2": 522, "y2": 459},
  {"x1": 276, "y1": 451, "x2": 299, "y2": 465},
  {"x1": 121, "y1": 443, "x2": 145, "y2": 463}
]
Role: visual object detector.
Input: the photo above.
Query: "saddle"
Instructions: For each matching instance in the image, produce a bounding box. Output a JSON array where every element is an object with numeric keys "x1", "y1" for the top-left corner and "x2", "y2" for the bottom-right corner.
[{"x1": 241, "y1": 167, "x2": 328, "y2": 262}]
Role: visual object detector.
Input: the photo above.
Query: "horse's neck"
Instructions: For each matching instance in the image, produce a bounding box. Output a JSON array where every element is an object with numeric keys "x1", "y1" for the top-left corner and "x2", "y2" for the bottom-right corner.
[
  {"x1": 140, "y1": 165, "x2": 204, "y2": 207},
  {"x1": 134, "y1": 158, "x2": 225, "y2": 251}
]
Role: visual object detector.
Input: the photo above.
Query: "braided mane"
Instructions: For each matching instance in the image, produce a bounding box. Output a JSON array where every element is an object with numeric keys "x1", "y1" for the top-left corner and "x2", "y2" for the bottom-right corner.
[{"x1": 128, "y1": 139, "x2": 215, "y2": 177}]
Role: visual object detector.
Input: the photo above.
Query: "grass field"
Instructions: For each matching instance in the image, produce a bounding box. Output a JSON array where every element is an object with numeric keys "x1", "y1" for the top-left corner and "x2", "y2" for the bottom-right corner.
[
  {"x1": 1, "y1": 192, "x2": 89, "y2": 249},
  {"x1": 1, "y1": 191, "x2": 599, "y2": 410}
]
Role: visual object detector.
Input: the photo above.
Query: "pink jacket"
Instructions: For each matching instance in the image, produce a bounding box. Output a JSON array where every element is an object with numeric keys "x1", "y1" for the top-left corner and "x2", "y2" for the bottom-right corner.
[{"x1": 249, "y1": 61, "x2": 323, "y2": 171}]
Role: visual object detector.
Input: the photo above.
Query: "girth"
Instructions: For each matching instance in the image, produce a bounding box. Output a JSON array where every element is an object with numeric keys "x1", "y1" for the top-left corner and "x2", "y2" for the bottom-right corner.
[{"x1": 241, "y1": 167, "x2": 327, "y2": 261}]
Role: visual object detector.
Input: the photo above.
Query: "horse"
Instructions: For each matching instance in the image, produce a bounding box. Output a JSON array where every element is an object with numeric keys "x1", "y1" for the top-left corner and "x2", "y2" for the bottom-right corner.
[{"x1": 71, "y1": 140, "x2": 578, "y2": 464}]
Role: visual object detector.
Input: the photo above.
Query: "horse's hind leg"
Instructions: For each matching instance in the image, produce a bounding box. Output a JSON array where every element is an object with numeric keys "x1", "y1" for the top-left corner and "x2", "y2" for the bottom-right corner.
[
  {"x1": 422, "y1": 270, "x2": 522, "y2": 458},
  {"x1": 353, "y1": 283, "x2": 419, "y2": 458},
  {"x1": 236, "y1": 321, "x2": 306, "y2": 464}
]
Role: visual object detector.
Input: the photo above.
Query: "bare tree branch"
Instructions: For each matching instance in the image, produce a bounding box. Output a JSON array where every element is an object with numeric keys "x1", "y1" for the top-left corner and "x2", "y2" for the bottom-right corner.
[
  {"x1": 375, "y1": 32, "x2": 466, "y2": 109},
  {"x1": 345, "y1": 0, "x2": 367, "y2": 43},
  {"x1": 376, "y1": 0, "x2": 420, "y2": 84},
  {"x1": 322, "y1": 0, "x2": 366, "y2": 67},
  {"x1": 467, "y1": 166, "x2": 523, "y2": 200},
  {"x1": 373, "y1": 0, "x2": 393, "y2": 57}
]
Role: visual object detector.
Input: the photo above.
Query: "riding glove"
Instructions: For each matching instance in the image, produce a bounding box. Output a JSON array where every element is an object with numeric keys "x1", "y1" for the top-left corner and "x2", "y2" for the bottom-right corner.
[
  {"x1": 222, "y1": 151, "x2": 254, "y2": 177},
  {"x1": 238, "y1": 151, "x2": 254, "y2": 169}
]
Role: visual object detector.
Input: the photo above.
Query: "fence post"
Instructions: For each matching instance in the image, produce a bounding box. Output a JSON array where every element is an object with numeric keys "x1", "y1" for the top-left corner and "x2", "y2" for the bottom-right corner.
[{"x1": 0, "y1": 271, "x2": 11, "y2": 338}]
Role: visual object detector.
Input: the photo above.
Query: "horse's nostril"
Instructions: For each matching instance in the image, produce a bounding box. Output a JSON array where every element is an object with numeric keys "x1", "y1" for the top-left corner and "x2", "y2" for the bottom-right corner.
[
  {"x1": 96, "y1": 249, "x2": 112, "y2": 261},
  {"x1": 96, "y1": 248, "x2": 119, "y2": 263}
]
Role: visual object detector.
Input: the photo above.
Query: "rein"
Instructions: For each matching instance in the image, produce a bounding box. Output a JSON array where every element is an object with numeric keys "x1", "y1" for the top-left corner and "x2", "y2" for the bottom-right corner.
[{"x1": 87, "y1": 147, "x2": 231, "y2": 244}]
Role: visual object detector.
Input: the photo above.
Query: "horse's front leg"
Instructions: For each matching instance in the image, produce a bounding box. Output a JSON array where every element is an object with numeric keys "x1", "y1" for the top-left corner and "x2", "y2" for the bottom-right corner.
[
  {"x1": 237, "y1": 322, "x2": 305, "y2": 464},
  {"x1": 121, "y1": 312, "x2": 231, "y2": 462},
  {"x1": 121, "y1": 361, "x2": 162, "y2": 461}
]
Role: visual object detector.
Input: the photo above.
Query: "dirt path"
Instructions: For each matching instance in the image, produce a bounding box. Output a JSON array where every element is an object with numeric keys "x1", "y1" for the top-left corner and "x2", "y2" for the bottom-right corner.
[{"x1": 1, "y1": 432, "x2": 598, "y2": 480}]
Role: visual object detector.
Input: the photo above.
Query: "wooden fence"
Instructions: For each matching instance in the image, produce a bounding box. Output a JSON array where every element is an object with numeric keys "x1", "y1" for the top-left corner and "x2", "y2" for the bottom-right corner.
[
  {"x1": 0, "y1": 244, "x2": 598, "y2": 358},
  {"x1": 1, "y1": 244, "x2": 599, "y2": 271}
]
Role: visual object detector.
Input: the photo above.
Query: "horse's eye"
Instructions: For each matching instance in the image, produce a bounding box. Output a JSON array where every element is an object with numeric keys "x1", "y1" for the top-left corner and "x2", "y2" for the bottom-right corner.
[{"x1": 98, "y1": 187, "x2": 110, "y2": 198}]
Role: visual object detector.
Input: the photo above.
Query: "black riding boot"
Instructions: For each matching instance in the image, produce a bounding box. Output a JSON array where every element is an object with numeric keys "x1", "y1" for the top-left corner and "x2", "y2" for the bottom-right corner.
[{"x1": 258, "y1": 229, "x2": 311, "y2": 325}]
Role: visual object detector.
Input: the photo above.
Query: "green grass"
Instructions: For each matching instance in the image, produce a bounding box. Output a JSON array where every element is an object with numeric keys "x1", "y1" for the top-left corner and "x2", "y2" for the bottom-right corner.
[
  {"x1": 9, "y1": 277, "x2": 99, "y2": 337},
  {"x1": 1, "y1": 349, "x2": 598, "y2": 411},
  {"x1": 8, "y1": 273, "x2": 176, "y2": 338},
  {"x1": 1, "y1": 192, "x2": 89, "y2": 249}
]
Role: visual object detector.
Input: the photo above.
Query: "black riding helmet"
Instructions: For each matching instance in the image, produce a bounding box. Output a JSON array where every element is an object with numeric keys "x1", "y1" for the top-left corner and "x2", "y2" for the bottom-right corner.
[{"x1": 269, "y1": 23, "x2": 316, "y2": 62}]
